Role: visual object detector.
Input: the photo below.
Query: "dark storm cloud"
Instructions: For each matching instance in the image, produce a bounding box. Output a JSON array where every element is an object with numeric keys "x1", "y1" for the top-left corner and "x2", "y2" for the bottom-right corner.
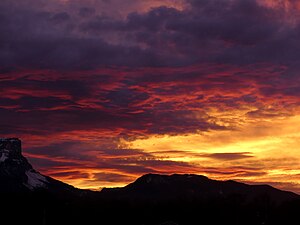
[
  {"x1": 0, "y1": 76, "x2": 91, "y2": 101},
  {"x1": 78, "y1": 7, "x2": 96, "y2": 18},
  {"x1": 1, "y1": 0, "x2": 300, "y2": 69},
  {"x1": 200, "y1": 152, "x2": 254, "y2": 161},
  {"x1": 0, "y1": 96, "x2": 74, "y2": 110},
  {"x1": 27, "y1": 157, "x2": 83, "y2": 169},
  {"x1": 0, "y1": 105, "x2": 225, "y2": 137},
  {"x1": 49, "y1": 12, "x2": 71, "y2": 24},
  {"x1": 0, "y1": 63, "x2": 295, "y2": 139},
  {"x1": 26, "y1": 141, "x2": 95, "y2": 159},
  {"x1": 104, "y1": 88, "x2": 150, "y2": 108},
  {"x1": 0, "y1": 67, "x2": 232, "y2": 137},
  {"x1": 147, "y1": 110, "x2": 225, "y2": 135},
  {"x1": 25, "y1": 140, "x2": 153, "y2": 162}
]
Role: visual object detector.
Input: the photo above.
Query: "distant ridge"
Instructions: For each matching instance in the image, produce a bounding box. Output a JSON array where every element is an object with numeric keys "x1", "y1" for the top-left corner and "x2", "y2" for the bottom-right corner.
[
  {"x1": 0, "y1": 138, "x2": 299, "y2": 225},
  {"x1": 101, "y1": 173, "x2": 299, "y2": 204}
]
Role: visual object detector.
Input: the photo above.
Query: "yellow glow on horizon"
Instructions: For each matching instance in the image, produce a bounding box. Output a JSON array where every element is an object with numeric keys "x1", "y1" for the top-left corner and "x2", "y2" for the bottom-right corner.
[
  {"x1": 131, "y1": 112, "x2": 300, "y2": 150},
  {"x1": 124, "y1": 113, "x2": 300, "y2": 193},
  {"x1": 49, "y1": 169, "x2": 137, "y2": 190},
  {"x1": 47, "y1": 112, "x2": 300, "y2": 193}
]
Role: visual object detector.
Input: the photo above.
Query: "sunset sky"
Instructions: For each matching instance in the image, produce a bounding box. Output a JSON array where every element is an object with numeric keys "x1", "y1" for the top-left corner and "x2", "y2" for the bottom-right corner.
[{"x1": 0, "y1": 0, "x2": 300, "y2": 193}]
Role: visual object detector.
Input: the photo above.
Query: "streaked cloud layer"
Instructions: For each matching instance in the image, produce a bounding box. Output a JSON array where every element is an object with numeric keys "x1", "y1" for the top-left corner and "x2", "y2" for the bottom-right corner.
[{"x1": 0, "y1": 0, "x2": 299, "y2": 192}]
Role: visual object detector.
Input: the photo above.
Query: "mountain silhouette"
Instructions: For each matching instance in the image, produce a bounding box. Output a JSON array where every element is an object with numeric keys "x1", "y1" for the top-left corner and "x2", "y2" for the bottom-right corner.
[
  {"x1": 102, "y1": 173, "x2": 298, "y2": 204},
  {"x1": 0, "y1": 138, "x2": 299, "y2": 225},
  {"x1": 0, "y1": 138, "x2": 80, "y2": 195}
]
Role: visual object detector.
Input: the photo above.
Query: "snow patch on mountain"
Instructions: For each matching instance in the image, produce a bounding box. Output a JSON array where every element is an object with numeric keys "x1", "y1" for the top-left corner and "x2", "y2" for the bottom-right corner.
[
  {"x1": 24, "y1": 169, "x2": 49, "y2": 190},
  {"x1": 0, "y1": 153, "x2": 8, "y2": 162},
  {"x1": 0, "y1": 150, "x2": 9, "y2": 162}
]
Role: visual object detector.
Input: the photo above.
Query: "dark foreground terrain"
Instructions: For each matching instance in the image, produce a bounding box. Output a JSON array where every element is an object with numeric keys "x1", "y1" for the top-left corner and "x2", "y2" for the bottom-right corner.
[{"x1": 1, "y1": 138, "x2": 300, "y2": 225}]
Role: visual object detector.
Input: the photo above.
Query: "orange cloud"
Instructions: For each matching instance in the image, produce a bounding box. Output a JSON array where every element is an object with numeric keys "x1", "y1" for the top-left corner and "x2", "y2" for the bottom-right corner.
[{"x1": 1, "y1": 62, "x2": 300, "y2": 193}]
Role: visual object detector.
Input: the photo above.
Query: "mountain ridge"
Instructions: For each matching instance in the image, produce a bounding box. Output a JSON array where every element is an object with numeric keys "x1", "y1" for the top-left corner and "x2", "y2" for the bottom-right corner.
[
  {"x1": 1, "y1": 138, "x2": 300, "y2": 225},
  {"x1": 101, "y1": 173, "x2": 299, "y2": 204}
]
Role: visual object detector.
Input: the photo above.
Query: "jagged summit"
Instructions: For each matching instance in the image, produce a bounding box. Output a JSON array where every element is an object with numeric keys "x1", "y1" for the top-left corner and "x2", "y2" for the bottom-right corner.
[
  {"x1": 0, "y1": 138, "x2": 76, "y2": 193},
  {"x1": 0, "y1": 137, "x2": 48, "y2": 191},
  {"x1": 0, "y1": 138, "x2": 23, "y2": 162}
]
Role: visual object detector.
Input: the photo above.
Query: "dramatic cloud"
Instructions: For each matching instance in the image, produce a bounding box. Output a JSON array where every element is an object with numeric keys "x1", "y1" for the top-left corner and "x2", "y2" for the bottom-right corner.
[
  {"x1": 0, "y1": 0, "x2": 300, "y2": 193},
  {"x1": 199, "y1": 152, "x2": 254, "y2": 161},
  {"x1": 1, "y1": 0, "x2": 300, "y2": 70}
]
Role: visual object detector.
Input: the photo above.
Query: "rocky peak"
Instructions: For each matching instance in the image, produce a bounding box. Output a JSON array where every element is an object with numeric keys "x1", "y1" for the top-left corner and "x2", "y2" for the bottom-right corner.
[
  {"x1": 0, "y1": 138, "x2": 22, "y2": 162},
  {"x1": 0, "y1": 138, "x2": 50, "y2": 191}
]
